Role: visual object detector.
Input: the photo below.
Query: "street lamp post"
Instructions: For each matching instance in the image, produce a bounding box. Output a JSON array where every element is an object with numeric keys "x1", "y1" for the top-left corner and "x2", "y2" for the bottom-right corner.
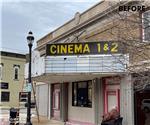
[{"x1": 26, "y1": 31, "x2": 34, "y2": 125}]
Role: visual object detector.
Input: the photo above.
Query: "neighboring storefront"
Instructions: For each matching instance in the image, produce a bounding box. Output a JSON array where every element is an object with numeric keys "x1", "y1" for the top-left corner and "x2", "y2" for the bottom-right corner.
[
  {"x1": 25, "y1": 1, "x2": 150, "y2": 125},
  {"x1": 0, "y1": 51, "x2": 26, "y2": 108},
  {"x1": 133, "y1": 72, "x2": 150, "y2": 125}
]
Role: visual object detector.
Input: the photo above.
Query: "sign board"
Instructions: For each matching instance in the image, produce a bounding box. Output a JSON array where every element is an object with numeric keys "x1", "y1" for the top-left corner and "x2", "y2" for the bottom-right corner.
[
  {"x1": 46, "y1": 41, "x2": 125, "y2": 56},
  {"x1": 26, "y1": 83, "x2": 32, "y2": 92},
  {"x1": 19, "y1": 92, "x2": 28, "y2": 102}
]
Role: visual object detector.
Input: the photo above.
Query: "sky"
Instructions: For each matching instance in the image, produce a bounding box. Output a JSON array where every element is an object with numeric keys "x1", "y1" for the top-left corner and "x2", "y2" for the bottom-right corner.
[{"x1": 1, "y1": 0, "x2": 100, "y2": 54}]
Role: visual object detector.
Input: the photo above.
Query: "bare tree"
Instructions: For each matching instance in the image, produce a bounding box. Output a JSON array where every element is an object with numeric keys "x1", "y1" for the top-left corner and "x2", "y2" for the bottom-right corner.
[
  {"x1": 72, "y1": 0, "x2": 150, "y2": 90},
  {"x1": 106, "y1": 1, "x2": 150, "y2": 91}
]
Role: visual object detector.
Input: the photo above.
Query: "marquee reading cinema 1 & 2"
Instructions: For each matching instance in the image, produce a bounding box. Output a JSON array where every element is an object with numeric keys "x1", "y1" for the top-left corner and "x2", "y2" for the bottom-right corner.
[{"x1": 46, "y1": 41, "x2": 124, "y2": 56}]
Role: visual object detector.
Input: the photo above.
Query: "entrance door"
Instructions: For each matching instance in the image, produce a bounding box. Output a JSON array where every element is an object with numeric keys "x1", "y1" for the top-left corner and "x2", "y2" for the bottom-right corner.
[
  {"x1": 103, "y1": 77, "x2": 120, "y2": 114},
  {"x1": 52, "y1": 84, "x2": 60, "y2": 120},
  {"x1": 105, "y1": 90, "x2": 120, "y2": 113}
]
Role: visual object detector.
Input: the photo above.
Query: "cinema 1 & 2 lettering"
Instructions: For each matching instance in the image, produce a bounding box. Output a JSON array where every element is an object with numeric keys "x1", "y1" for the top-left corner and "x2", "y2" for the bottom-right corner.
[{"x1": 46, "y1": 41, "x2": 123, "y2": 56}]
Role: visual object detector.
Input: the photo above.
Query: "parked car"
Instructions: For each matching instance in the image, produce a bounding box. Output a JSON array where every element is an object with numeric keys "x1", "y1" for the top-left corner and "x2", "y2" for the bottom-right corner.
[{"x1": 141, "y1": 99, "x2": 150, "y2": 113}]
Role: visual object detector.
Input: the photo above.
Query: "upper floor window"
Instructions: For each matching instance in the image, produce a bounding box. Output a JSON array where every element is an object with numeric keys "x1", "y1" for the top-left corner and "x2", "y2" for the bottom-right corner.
[
  {"x1": 13, "y1": 65, "x2": 20, "y2": 80},
  {"x1": 0, "y1": 63, "x2": 3, "y2": 80},
  {"x1": 143, "y1": 10, "x2": 150, "y2": 42},
  {"x1": 1, "y1": 91, "x2": 10, "y2": 102},
  {"x1": 0, "y1": 82, "x2": 9, "y2": 89}
]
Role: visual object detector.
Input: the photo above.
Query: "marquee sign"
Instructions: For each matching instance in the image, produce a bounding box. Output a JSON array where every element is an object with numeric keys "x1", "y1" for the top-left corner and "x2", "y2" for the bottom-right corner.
[{"x1": 46, "y1": 41, "x2": 124, "y2": 56}]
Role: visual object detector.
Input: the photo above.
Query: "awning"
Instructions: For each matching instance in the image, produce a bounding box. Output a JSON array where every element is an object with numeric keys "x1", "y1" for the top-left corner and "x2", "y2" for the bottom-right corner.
[{"x1": 32, "y1": 72, "x2": 124, "y2": 84}]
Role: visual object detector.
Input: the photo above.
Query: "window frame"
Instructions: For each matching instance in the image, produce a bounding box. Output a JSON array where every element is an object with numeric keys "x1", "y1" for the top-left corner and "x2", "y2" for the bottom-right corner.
[
  {"x1": 142, "y1": 9, "x2": 150, "y2": 42},
  {"x1": 0, "y1": 82, "x2": 9, "y2": 89},
  {"x1": 0, "y1": 64, "x2": 3, "y2": 80},
  {"x1": 1, "y1": 91, "x2": 10, "y2": 102},
  {"x1": 72, "y1": 80, "x2": 92, "y2": 108},
  {"x1": 13, "y1": 65, "x2": 20, "y2": 80}
]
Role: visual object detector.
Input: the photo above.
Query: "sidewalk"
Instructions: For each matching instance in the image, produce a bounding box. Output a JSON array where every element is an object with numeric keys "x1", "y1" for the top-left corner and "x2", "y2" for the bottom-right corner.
[
  {"x1": 32, "y1": 116, "x2": 64, "y2": 125},
  {"x1": 0, "y1": 115, "x2": 64, "y2": 125},
  {"x1": 1, "y1": 107, "x2": 64, "y2": 125}
]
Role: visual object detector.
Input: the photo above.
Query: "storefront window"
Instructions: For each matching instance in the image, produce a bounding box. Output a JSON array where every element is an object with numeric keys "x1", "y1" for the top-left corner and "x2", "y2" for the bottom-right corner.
[{"x1": 72, "y1": 80, "x2": 92, "y2": 108}]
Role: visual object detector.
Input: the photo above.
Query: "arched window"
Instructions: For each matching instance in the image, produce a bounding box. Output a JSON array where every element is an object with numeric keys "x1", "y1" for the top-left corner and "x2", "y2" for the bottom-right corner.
[{"x1": 14, "y1": 65, "x2": 20, "y2": 80}]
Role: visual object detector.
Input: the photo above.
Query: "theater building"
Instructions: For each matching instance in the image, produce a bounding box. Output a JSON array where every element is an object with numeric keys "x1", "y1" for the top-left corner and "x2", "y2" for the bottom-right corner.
[{"x1": 25, "y1": 1, "x2": 150, "y2": 125}]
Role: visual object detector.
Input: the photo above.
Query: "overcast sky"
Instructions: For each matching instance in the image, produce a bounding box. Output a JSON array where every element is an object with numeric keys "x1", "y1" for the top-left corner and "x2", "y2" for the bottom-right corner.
[{"x1": 1, "y1": 0, "x2": 100, "y2": 54}]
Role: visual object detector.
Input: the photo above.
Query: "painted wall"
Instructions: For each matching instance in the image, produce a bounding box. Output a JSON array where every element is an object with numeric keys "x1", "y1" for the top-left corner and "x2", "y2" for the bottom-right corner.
[
  {"x1": 36, "y1": 83, "x2": 49, "y2": 116},
  {"x1": 25, "y1": 51, "x2": 45, "y2": 79},
  {"x1": 68, "y1": 82, "x2": 95, "y2": 124},
  {"x1": 120, "y1": 74, "x2": 134, "y2": 125},
  {"x1": 0, "y1": 55, "x2": 26, "y2": 107}
]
